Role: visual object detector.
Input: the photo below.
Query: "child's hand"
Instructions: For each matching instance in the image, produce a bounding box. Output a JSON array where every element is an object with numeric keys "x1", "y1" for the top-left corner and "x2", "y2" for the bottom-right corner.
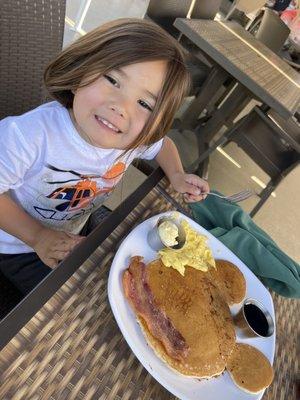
[
  {"x1": 170, "y1": 172, "x2": 210, "y2": 203},
  {"x1": 32, "y1": 227, "x2": 84, "y2": 268}
]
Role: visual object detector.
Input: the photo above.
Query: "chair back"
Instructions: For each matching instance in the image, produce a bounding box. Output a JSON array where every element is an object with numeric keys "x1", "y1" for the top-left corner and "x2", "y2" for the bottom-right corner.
[
  {"x1": 145, "y1": 0, "x2": 192, "y2": 38},
  {"x1": 145, "y1": 0, "x2": 220, "y2": 38},
  {"x1": 269, "y1": 111, "x2": 300, "y2": 150},
  {"x1": 232, "y1": 106, "x2": 299, "y2": 179},
  {"x1": 255, "y1": 8, "x2": 291, "y2": 53},
  {"x1": 0, "y1": 0, "x2": 66, "y2": 120},
  {"x1": 220, "y1": 0, "x2": 233, "y2": 15},
  {"x1": 191, "y1": 0, "x2": 222, "y2": 20}
]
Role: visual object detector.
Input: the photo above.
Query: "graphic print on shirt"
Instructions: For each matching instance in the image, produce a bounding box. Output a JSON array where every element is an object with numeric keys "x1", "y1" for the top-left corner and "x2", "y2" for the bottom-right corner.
[
  {"x1": 33, "y1": 162, "x2": 125, "y2": 221},
  {"x1": 45, "y1": 162, "x2": 125, "y2": 212}
]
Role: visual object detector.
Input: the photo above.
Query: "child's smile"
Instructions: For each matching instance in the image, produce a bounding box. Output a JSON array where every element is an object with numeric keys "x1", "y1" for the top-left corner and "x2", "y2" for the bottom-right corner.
[
  {"x1": 94, "y1": 115, "x2": 122, "y2": 134},
  {"x1": 70, "y1": 60, "x2": 167, "y2": 149}
]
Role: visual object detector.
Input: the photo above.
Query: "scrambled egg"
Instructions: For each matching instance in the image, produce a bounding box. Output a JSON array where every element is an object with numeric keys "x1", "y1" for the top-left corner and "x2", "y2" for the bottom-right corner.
[
  {"x1": 158, "y1": 220, "x2": 179, "y2": 247},
  {"x1": 159, "y1": 220, "x2": 215, "y2": 275}
]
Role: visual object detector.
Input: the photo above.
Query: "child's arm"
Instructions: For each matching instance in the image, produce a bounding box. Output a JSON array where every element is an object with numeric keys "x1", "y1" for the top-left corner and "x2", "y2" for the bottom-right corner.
[
  {"x1": 155, "y1": 137, "x2": 210, "y2": 202},
  {"x1": 0, "y1": 193, "x2": 83, "y2": 268}
]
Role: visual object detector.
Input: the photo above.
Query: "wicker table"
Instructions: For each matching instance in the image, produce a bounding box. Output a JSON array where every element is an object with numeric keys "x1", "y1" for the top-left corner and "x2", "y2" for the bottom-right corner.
[{"x1": 0, "y1": 171, "x2": 298, "y2": 399}]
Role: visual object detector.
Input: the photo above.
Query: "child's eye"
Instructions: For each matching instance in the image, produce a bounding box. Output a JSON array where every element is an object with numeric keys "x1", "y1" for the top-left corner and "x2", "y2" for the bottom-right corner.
[
  {"x1": 104, "y1": 74, "x2": 119, "y2": 87},
  {"x1": 138, "y1": 100, "x2": 153, "y2": 112}
]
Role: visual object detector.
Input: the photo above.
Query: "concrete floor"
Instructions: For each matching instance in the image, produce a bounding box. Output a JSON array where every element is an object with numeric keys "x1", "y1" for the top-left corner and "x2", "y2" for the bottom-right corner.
[{"x1": 64, "y1": 0, "x2": 300, "y2": 263}]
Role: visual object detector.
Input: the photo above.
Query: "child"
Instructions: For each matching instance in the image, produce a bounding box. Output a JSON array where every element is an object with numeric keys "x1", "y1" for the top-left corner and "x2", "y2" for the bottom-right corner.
[{"x1": 0, "y1": 18, "x2": 209, "y2": 295}]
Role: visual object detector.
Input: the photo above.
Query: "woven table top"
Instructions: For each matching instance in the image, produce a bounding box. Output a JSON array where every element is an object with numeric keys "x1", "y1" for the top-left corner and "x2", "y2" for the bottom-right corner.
[
  {"x1": 174, "y1": 18, "x2": 300, "y2": 119},
  {"x1": 0, "y1": 184, "x2": 298, "y2": 400}
]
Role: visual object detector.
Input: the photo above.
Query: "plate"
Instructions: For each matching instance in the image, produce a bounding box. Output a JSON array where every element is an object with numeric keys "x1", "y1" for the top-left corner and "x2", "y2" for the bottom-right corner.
[{"x1": 108, "y1": 212, "x2": 276, "y2": 400}]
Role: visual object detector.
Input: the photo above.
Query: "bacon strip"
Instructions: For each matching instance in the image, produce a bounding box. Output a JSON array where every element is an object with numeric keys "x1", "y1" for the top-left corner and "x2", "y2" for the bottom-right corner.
[{"x1": 123, "y1": 256, "x2": 189, "y2": 361}]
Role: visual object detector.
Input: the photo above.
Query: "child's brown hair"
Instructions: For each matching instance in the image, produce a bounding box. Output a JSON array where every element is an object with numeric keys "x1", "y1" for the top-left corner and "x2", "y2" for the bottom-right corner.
[{"x1": 44, "y1": 18, "x2": 191, "y2": 152}]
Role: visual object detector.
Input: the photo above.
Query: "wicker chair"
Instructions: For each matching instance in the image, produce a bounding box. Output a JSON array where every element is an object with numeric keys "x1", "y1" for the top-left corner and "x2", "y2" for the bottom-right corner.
[
  {"x1": 192, "y1": 105, "x2": 300, "y2": 217},
  {"x1": 146, "y1": 0, "x2": 222, "y2": 38},
  {"x1": 0, "y1": 0, "x2": 66, "y2": 316},
  {"x1": 255, "y1": 8, "x2": 291, "y2": 54},
  {"x1": 0, "y1": 0, "x2": 66, "y2": 120}
]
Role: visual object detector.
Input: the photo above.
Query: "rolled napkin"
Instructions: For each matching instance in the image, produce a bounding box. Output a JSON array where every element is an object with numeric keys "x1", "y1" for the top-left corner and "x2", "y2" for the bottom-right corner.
[{"x1": 188, "y1": 192, "x2": 300, "y2": 298}]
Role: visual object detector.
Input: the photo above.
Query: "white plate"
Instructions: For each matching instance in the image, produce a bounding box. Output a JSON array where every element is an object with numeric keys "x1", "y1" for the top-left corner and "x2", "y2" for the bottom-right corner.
[{"x1": 108, "y1": 212, "x2": 276, "y2": 400}]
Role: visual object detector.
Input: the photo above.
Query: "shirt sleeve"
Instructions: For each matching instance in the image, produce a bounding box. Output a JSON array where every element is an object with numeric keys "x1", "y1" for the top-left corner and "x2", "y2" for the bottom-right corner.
[
  {"x1": 138, "y1": 138, "x2": 164, "y2": 160},
  {"x1": 0, "y1": 117, "x2": 42, "y2": 194}
]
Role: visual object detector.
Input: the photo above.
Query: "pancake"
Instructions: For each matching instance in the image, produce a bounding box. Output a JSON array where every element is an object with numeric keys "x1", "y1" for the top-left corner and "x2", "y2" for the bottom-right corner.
[
  {"x1": 226, "y1": 343, "x2": 274, "y2": 393},
  {"x1": 207, "y1": 260, "x2": 246, "y2": 305},
  {"x1": 143, "y1": 259, "x2": 236, "y2": 378}
]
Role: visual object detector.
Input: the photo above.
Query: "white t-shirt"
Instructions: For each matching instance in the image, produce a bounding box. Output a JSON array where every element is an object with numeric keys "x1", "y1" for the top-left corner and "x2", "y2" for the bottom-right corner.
[{"x1": 0, "y1": 101, "x2": 163, "y2": 253}]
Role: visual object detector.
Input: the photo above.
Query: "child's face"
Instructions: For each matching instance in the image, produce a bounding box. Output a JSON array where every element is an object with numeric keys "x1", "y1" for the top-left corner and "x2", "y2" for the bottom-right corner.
[{"x1": 71, "y1": 60, "x2": 167, "y2": 149}]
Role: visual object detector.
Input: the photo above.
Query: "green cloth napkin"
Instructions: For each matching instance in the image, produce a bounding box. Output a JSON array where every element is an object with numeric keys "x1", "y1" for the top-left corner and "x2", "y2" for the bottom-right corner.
[{"x1": 188, "y1": 193, "x2": 300, "y2": 298}]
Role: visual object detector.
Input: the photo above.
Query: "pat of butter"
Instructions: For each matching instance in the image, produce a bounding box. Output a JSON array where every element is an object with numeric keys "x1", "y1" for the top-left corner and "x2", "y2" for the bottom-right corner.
[{"x1": 158, "y1": 220, "x2": 179, "y2": 247}]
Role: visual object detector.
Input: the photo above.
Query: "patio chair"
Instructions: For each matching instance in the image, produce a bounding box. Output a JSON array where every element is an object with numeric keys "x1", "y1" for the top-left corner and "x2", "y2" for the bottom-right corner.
[
  {"x1": 192, "y1": 105, "x2": 300, "y2": 217},
  {"x1": 0, "y1": 0, "x2": 66, "y2": 316},
  {"x1": 191, "y1": 0, "x2": 223, "y2": 20},
  {"x1": 255, "y1": 8, "x2": 291, "y2": 54},
  {"x1": 145, "y1": 0, "x2": 222, "y2": 95},
  {"x1": 0, "y1": 0, "x2": 66, "y2": 120},
  {"x1": 145, "y1": 0, "x2": 192, "y2": 39},
  {"x1": 146, "y1": 0, "x2": 222, "y2": 37}
]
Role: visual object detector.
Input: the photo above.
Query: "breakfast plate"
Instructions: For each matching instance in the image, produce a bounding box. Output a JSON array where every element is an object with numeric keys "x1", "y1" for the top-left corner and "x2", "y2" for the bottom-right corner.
[{"x1": 108, "y1": 212, "x2": 276, "y2": 400}]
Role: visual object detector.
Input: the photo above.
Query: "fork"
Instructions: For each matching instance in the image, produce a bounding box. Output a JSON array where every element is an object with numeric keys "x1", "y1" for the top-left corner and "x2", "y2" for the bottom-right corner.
[
  {"x1": 156, "y1": 184, "x2": 255, "y2": 220},
  {"x1": 202, "y1": 189, "x2": 255, "y2": 203}
]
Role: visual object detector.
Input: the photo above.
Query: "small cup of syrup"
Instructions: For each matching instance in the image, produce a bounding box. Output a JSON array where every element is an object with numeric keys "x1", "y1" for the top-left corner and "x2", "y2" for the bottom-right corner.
[{"x1": 234, "y1": 298, "x2": 274, "y2": 338}]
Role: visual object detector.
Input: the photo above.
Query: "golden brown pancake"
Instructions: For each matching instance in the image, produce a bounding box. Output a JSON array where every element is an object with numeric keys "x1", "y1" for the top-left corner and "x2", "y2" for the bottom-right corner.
[
  {"x1": 142, "y1": 259, "x2": 236, "y2": 378},
  {"x1": 207, "y1": 260, "x2": 246, "y2": 305},
  {"x1": 226, "y1": 343, "x2": 274, "y2": 393}
]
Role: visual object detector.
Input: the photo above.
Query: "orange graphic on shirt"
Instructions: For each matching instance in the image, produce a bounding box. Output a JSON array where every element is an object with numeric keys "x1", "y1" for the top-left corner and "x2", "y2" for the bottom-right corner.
[{"x1": 45, "y1": 162, "x2": 125, "y2": 212}]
